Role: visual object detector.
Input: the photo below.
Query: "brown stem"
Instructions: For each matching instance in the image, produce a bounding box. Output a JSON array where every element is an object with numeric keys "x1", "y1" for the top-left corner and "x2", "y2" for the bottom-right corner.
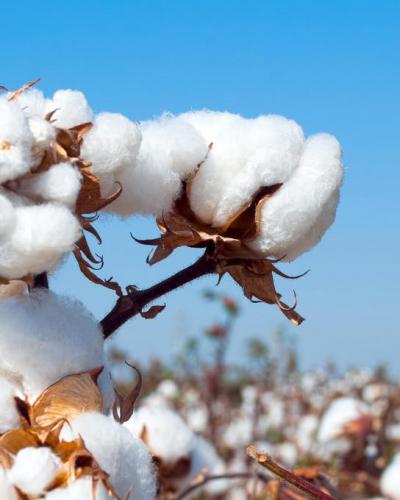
[
  {"x1": 175, "y1": 471, "x2": 270, "y2": 500},
  {"x1": 101, "y1": 253, "x2": 217, "y2": 339}
]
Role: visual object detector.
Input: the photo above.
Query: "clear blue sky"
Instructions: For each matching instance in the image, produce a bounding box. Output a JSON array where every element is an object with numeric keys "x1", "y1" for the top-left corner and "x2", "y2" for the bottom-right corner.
[{"x1": 2, "y1": 1, "x2": 399, "y2": 373}]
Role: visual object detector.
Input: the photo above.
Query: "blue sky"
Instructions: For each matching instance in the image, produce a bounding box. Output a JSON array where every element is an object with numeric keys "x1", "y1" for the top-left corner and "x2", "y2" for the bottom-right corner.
[{"x1": 2, "y1": 1, "x2": 400, "y2": 373}]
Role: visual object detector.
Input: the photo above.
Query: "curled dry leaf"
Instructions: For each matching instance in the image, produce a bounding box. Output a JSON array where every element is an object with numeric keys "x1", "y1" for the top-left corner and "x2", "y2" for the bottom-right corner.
[
  {"x1": 30, "y1": 368, "x2": 103, "y2": 428},
  {"x1": 140, "y1": 304, "x2": 166, "y2": 319},
  {"x1": 136, "y1": 177, "x2": 305, "y2": 324},
  {"x1": 112, "y1": 363, "x2": 143, "y2": 424}
]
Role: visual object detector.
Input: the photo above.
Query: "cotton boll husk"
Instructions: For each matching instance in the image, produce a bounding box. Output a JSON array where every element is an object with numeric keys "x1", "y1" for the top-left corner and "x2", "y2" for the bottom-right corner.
[
  {"x1": 18, "y1": 162, "x2": 82, "y2": 208},
  {"x1": 45, "y1": 477, "x2": 113, "y2": 500},
  {"x1": 0, "y1": 291, "x2": 105, "y2": 402},
  {"x1": 317, "y1": 397, "x2": 369, "y2": 443},
  {"x1": 0, "y1": 97, "x2": 33, "y2": 183},
  {"x1": 250, "y1": 133, "x2": 343, "y2": 261},
  {"x1": 8, "y1": 447, "x2": 62, "y2": 496},
  {"x1": 81, "y1": 112, "x2": 142, "y2": 175},
  {"x1": 0, "y1": 469, "x2": 18, "y2": 500},
  {"x1": 0, "y1": 376, "x2": 20, "y2": 433},
  {"x1": 380, "y1": 453, "x2": 400, "y2": 499},
  {"x1": 0, "y1": 203, "x2": 81, "y2": 279},
  {"x1": 180, "y1": 110, "x2": 304, "y2": 227},
  {"x1": 125, "y1": 406, "x2": 194, "y2": 464},
  {"x1": 67, "y1": 412, "x2": 156, "y2": 499},
  {"x1": 48, "y1": 90, "x2": 93, "y2": 129},
  {"x1": 109, "y1": 115, "x2": 208, "y2": 216},
  {"x1": 15, "y1": 88, "x2": 47, "y2": 117},
  {"x1": 28, "y1": 116, "x2": 56, "y2": 166},
  {"x1": 0, "y1": 192, "x2": 16, "y2": 243}
]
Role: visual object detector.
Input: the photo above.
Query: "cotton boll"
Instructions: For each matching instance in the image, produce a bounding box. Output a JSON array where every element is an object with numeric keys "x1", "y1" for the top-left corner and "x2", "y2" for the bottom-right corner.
[
  {"x1": 0, "y1": 291, "x2": 105, "y2": 402},
  {"x1": 48, "y1": 90, "x2": 93, "y2": 129},
  {"x1": 125, "y1": 406, "x2": 194, "y2": 464},
  {"x1": 181, "y1": 111, "x2": 304, "y2": 227},
  {"x1": 97, "y1": 366, "x2": 115, "y2": 413},
  {"x1": 18, "y1": 162, "x2": 82, "y2": 207},
  {"x1": 81, "y1": 112, "x2": 141, "y2": 175},
  {"x1": 8, "y1": 447, "x2": 62, "y2": 496},
  {"x1": 317, "y1": 397, "x2": 369, "y2": 443},
  {"x1": 250, "y1": 133, "x2": 343, "y2": 261},
  {"x1": 68, "y1": 412, "x2": 156, "y2": 499},
  {"x1": 190, "y1": 436, "x2": 227, "y2": 495},
  {"x1": 380, "y1": 453, "x2": 400, "y2": 499},
  {"x1": 157, "y1": 379, "x2": 179, "y2": 400},
  {"x1": 0, "y1": 192, "x2": 16, "y2": 243},
  {"x1": 0, "y1": 376, "x2": 20, "y2": 433},
  {"x1": 0, "y1": 469, "x2": 18, "y2": 500},
  {"x1": 28, "y1": 116, "x2": 56, "y2": 166},
  {"x1": 222, "y1": 416, "x2": 253, "y2": 449},
  {"x1": 15, "y1": 89, "x2": 47, "y2": 117},
  {"x1": 0, "y1": 203, "x2": 81, "y2": 279},
  {"x1": 0, "y1": 97, "x2": 33, "y2": 183},
  {"x1": 45, "y1": 478, "x2": 113, "y2": 500},
  {"x1": 109, "y1": 115, "x2": 208, "y2": 216}
]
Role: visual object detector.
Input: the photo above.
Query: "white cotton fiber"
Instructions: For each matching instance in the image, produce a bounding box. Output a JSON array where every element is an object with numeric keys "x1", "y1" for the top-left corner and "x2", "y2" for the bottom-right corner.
[
  {"x1": 190, "y1": 436, "x2": 227, "y2": 495},
  {"x1": 181, "y1": 110, "x2": 304, "y2": 227},
  {"x1": 68, "y1": 412, "x2": 156, "y2": 499},
  {"x1": 317, "y1": 397, "x2": 369, "y2": 443},
  {"x1": 125, "y1": 406, "x2": 194, "y2": 464},
  {"x1": 250, "y1": 133, "x2": 343, "y2": 261},
  {"x1": 0, "y1": 290, "x2": 105, "y2": 402},
  {"x1": 0, "y1": 203, "x2": 81, "y2": 279},
  {"x1": 28, "y1": 116, "x2": 56, "y2": 167},
  {"x1": 0, "y1": 97, "x2": 33, "y2": 183},
  {"x1": 81, "y1": 112, "x2": 142, "y2": 175},
  {"x1": 45, "y1": 477, "x2": 113, "y2": 500},
  {"x1": 48, "y1": 90, "x2": 93, "y2": 129},
  {"x1": 380, "y1": 453, "x2": 400, "y2": 499},
  {"x1": 0, "y1": 469, "x2": 18, "y2": 500},
  {"x1": 8, "y1": 447, "x2": 62, "y2": 495},
  {"x1": 0, "y1": 192, "x2": 16, "y2": 243},
  {"x1": 18, "y1": 162, "x2": 82, "y2": 207},
  {"x1": 0, "y1": 376, "x2": 20, "y2": 433},
  {"x1": 16, "y1": 89, "x2": 47, "y2": 118},
  {"x1": 109, "y1": 115, "x2": 208, "y2": 216}
]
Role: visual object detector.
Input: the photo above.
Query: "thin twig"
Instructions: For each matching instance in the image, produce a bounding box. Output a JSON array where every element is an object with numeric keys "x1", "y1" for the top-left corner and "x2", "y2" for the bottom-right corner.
[
  {"x1": 101, "y1": 253, "x2": 217, "y2": 339},
  {"x1": 175, "y1": 471, "x2": 270, "y2": 500},
  {"x1": 247, "y1": 446, "x2": 336, "y2": 500}
]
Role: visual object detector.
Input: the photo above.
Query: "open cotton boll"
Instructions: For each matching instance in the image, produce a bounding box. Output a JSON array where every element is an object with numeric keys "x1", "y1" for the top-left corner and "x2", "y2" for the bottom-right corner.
[
  {"x1": 8, "y1": 447, "x2": 62, "y2": 496},
  {"x1": 0, "y1": 290, "x2": 105, "y2": 402},
  {"x1": 0, "y1": 192, "x2": 16, "y2": 243},
  {"x1": 190, "y1": 436, "x2": 228, "y2": 495},
  {"x1": 0, "y1": 97, "x2": 33, "y2": 183},
  {"x1": 18, "y1": 162, "x2": 82, "y2": 207},
  {"x1": 109, "y1": 115, "x2": 208, "y2": 216},
  {"x1": 125, "y1": 406, "x2": 194, "y2": 464},
  {"x1": 45, "y1": 477, "x2": 114, "y2": 500},
  {"x1": 250, "y1": 133, "x2": 343, "y2": 261},
  {"x1": 67, "y1": 412, "x2": 156, "y2": 499},
  {"x1": 15, "y1": 88, "x2": 47, "y2": 117},
  {"x1": 28, "y1": 116, "x2": 56, "y2": 167},
  {"x1": 0, "y1": 469, "x2": 18, "y2": 500},
  {"x1": 48, "y1": 89, "x2": 93, "y2": 129},
  {"x1": 317, "y1": 397, "x2": 369, "y2": 443},
  {"x1": 0, "y1": 203, "x2": 81, "y2": 279},
  {"x1": 81, "y1": 112, "x2": 141, "y2": 175},
  {"x1": 0, "y1": 376, "x2": 20, "y2": 433},
  {"x1": 180, "y1": 111, "x2": 304, "y2": 227},
  {"x1": 380, "y1": 453, "x2": 400, "y2": 499}
]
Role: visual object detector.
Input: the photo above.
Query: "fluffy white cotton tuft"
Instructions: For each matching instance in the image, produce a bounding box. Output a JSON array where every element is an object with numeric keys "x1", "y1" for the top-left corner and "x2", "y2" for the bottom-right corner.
[
  {"x1": 49, "y1": 90, "x2": 93, "y2": 129},
  {"x1": 0, "y1": 97, "x2": 33, "y2": 183},
  {"x1": 125, "y1": 405, "x2": 194, "y2": 464},
  {"x1": 15, "y1": 89, "x2": 47, "y2": 117},
  {"x1": 81, "y1": 112, "x2": 141, "y2": 175},
  {"x1": 317, "y1": 397, "x2": 369, "y2": 443},
  {"x1": 67, "y1": 412, "x2": 156, "y2": 499},
  {"x1": 250, "y1": 133, "x2": 343, "y2": 261},
  {"x1": 0, "y1": 290, "x2": 105, "y2": 402},
  {"x1": 8, "y1": 447, "x2": 62, "y2": 495},
  {"x1": 45, "y1": 477, "x2": 113, "y2": 499},
  {"x1": 0, "y1": 376, "x2": 20, "y2": 433},
  {"x1": 28, "y1": 116, "x2": 56, "y2": 166},
  {"x1": 18, "y1": 162, "x2": 82, "y2": 207},
  {"x1": 0, "y1": 469, "x2": 18, "y2": 500},
  {"x1": 380, "y1": 453, "x2": 400, "y2": 499},
  {"x1": 109, "y1": 114, "x2": 208, "y2": 216},
  {"x1": 180, "y1": 110, "x2": 304, "y2": 227},
  {"x1": 0, "y1": 192, "x2": 16, "y2": 242},
  {"x1": 0, "y1": 203, "x2": 81, "y2": 279}
]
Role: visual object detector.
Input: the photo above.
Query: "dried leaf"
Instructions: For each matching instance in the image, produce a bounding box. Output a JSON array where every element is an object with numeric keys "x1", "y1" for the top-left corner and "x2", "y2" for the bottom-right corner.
[
  {"x1": 140, "y1": 304, "x2": 166, "y2": 319},
  {"x1": 112, "y1": 363, "x2": 143, "y2": 424},
  {"x1": 73, "y1": 249, "x2": 122, "y2": 296},
  {"x1": 0, "y1": 429, "x2": 39, "y2": 455},
  {"x1": 30, "y1": 369, "x2": 103, "y2": 428}
]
